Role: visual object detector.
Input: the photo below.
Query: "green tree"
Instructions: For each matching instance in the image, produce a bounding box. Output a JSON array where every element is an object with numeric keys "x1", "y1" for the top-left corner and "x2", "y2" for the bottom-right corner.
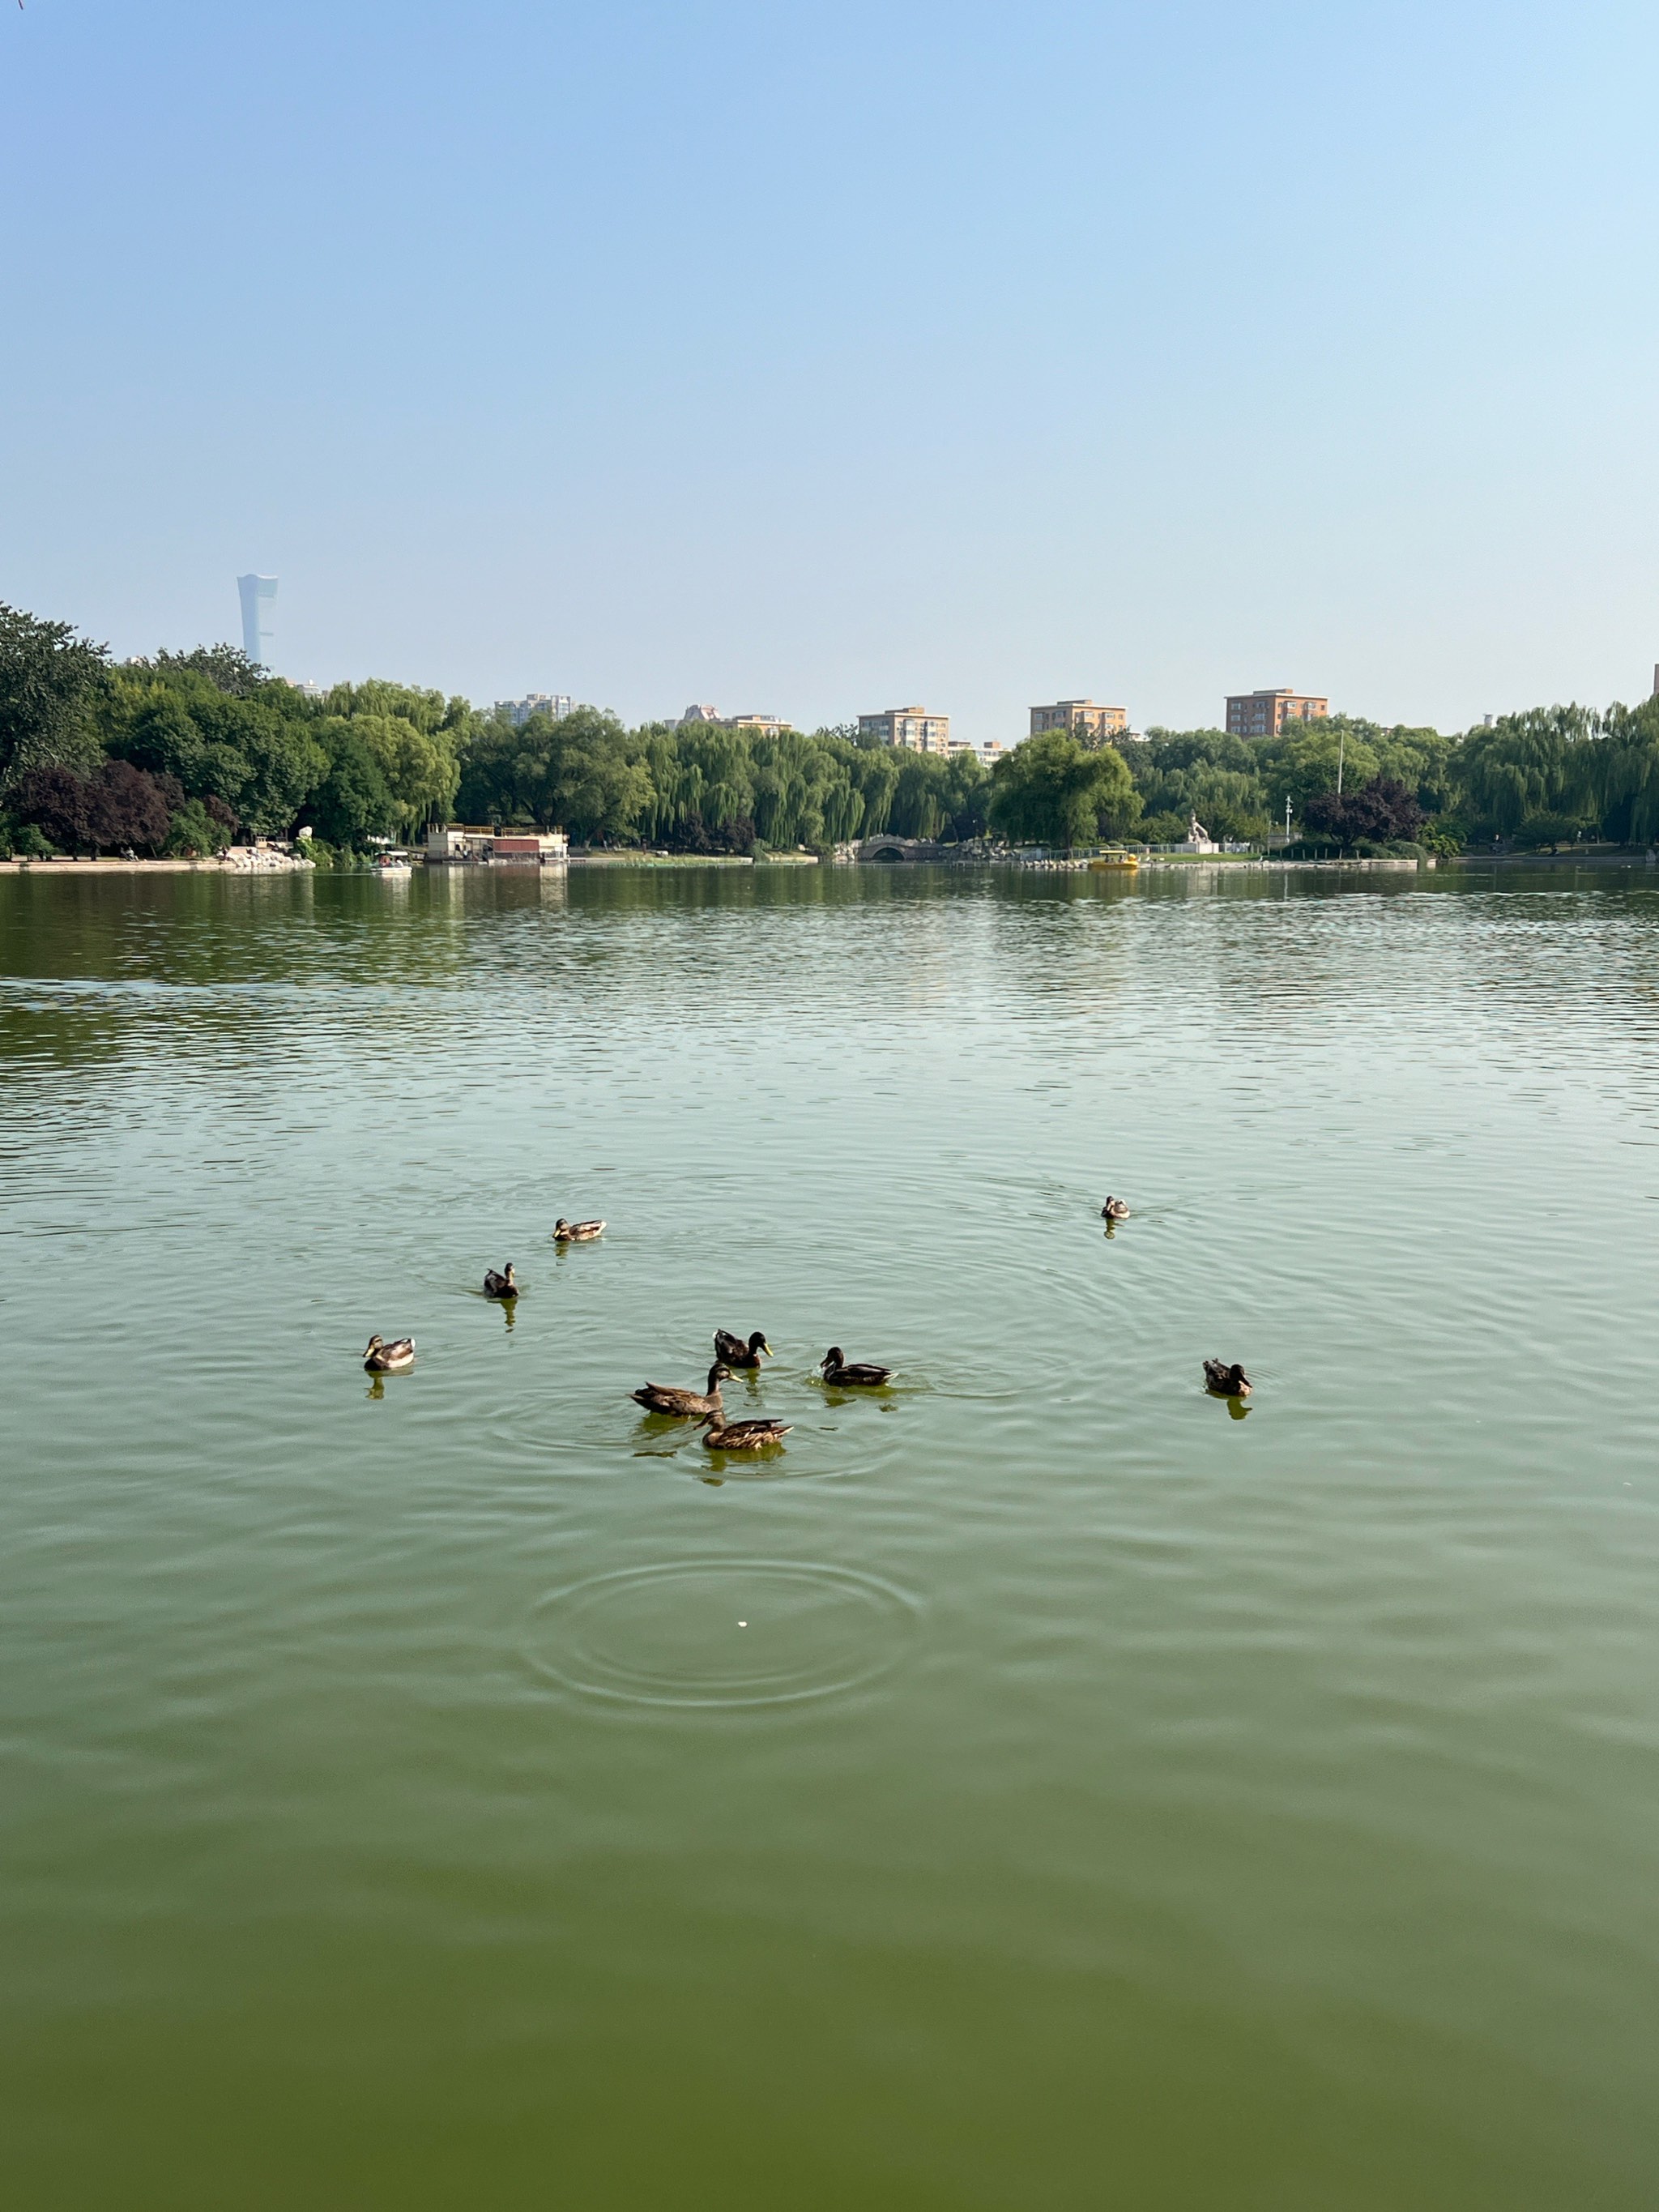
[
  {"x1": 1260, "y1": 722, "x2": 1380, "y2": 819},
  {"x1": 1452, "y1": 707, "x2": 1597, "y2": 835},
  {"x1": 1582, "y1": 695, "x2": 1659, "y2": 844},
  {"x1": 551, "y1": 711, "x2": 655, "y2": 841},
  {"x1": 349, "y1": 711, "x2": 460, "y2": 833},
  {"x1": 103, "y1": 669, "x2": 324, "y2": 836},
  {"x1": 128, "y1": 643, "x2": 271, "y2": 698},
  {"x1": 987, "y1": 732, "x2": 1140, "y2": 848},
  {"x1": 455, "y1": 707, "x2": 654, "y2": 841},
  {"x1": 307, "y1": 721, "x2": 401, "y2": 847},
  {"x1": 0, "y1": 603, "x2": 109, "y2": 790}
]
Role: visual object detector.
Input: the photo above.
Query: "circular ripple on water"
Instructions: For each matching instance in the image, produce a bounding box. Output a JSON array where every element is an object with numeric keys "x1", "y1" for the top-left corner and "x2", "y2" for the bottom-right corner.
[{"x1": 524, "y1": 1559, "x2": 920, "y2": 1707}]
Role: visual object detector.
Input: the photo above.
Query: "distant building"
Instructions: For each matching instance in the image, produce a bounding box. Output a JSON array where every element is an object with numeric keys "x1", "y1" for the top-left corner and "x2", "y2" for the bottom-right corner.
[
  {"x1": 427, "y1": 825, "x2": 568, "y2": 865},
  {"x1": 678, "y1": 704, "x2": 789, "y2": 736},
  {"x1": 237, "y1": 574, "x2": 277, "y2": 668},
  {"x1": 497, "y1": 693, "x2": 574, "y2": 726},
  {"x1": 945, "y1": 737, "x2": 1005, "y2": 770},
  {"x1": 1029, "y1": 699, "x2": 1128, "y2": 742},
  {"x1": 1226, "y1": 688, "x2": 1328, "y2": 738},
  {"x1": 858, "y1": 705, "x2": 951, "y2": 754}
]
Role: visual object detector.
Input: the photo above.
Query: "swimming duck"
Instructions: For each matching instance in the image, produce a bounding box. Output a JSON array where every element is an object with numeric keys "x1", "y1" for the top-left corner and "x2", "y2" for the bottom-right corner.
[
  {"x1": 1100, "y1": 1196, "x2": 1131, "y2": 1221},
  {"x1": 483, "y1": 1263, "x2": 519, "y2": 1300},
  {"x1": 1203, "y1": 1360, "x2": 1252, "y2": 1397},
  {"x1": 363, "y1": 1334, "x2": 415, "y2": 1373},
  {"x1": 714, "y1": 1328, "x2": 773, "y2": 1368},
  {"x1": 700, "y1": 1412, "x2": 792, "y2": 1450},
  {"x1": 632, "y1": 1363, "x2": 730, "y2": 1420},
  {"x1": 553, "y1": 1217, "x2": 605, "y2": 1242},
  {"x1": 821, "y1": 1347, "x2": 892, "y2": 1387}
]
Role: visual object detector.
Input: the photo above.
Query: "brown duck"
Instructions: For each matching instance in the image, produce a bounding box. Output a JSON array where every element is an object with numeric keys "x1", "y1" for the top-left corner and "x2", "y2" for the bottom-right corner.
[
  {"x1": 714, "y1": 1329, "x2": 773, "y2": 1368},
  {"x1": 821, "y1": 1347, "x2": 891, "y2": 1386},
  {"x1": 700, "y1": 1413, "x2": 792, "y2": 1450},
  {"x1": 632, "y1": 1363, "x2": 730, "y2": 1420},
  {"x1": 1203, "y1": 1360, "x2": 1252, "y2": 1397},
  {"x1": 483, "y1": 1263, "x2": 519, "y2": 1300}
]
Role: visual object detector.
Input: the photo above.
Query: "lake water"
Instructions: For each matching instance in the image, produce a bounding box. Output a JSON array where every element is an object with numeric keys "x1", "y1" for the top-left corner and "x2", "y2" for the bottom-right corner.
[{"x1": 3, "y1": 861, "x2": 1657, "y2": 2210}]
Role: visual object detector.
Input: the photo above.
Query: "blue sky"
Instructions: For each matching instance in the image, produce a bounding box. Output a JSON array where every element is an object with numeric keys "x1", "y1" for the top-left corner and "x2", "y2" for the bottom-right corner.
[{"x1": 2, "y1": 1, "x2": 1655, "y2": 741}]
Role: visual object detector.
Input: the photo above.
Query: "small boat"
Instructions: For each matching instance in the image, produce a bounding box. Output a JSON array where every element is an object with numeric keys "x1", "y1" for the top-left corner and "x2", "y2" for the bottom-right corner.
[
  {"x1": 1089, "y1": 852, "x2": 1140, "y2": 871},
  {"x1": 701, "y1": 1413, "x2": 792, "y2": 1450},
  {"x1": 552, "y1": 1217, "x2": 606, "y2": 1242},
  {"x1": 375, "y1": 852, "x2": 413, "y2": 877},
  {"x1": 363, "y1": 1334, "x2": 416, "y2": 1372},
  {"x1": 714, "y1": 1329, "x2": 773, "y2": 1368},
  {"x1": 483, "y1": 1263, "x2": 519, "y2": 1300},
  {"x1": 821, "y1": 1347, "x2": 892, "y2": 1386},
  {"x1": 632, "y1": 1363, "x2": 729, "y2": 1419},
  {"x1": 1203, "y1": 1360, "x2": 1252, "y2": 1397}
]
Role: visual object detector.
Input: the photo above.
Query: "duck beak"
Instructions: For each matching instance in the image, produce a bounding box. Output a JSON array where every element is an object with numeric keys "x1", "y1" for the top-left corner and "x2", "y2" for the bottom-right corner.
[{"x1": 762, "y1": 1341, "x2": 774, "y2": 1356}]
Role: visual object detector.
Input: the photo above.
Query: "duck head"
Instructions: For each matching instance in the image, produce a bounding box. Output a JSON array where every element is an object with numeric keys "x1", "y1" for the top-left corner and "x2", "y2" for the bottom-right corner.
[
  {"x1": 749, "y1": 1331, "x2": 773, "y2": 1357},
  {"x1": 821, "y1": 1347, "x2": 843, "y2": 1371}
]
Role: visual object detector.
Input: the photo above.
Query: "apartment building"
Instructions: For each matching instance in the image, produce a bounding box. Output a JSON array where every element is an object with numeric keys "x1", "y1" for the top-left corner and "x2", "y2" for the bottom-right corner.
[
  {"x1": 858, "y1": 705, "x2": 951, "y2": 754},
  {"x1": 498, "y1": 693, "x2": 574, "y2": 727},
  {"x1": 678, "y1": 705, "x2": 789, "y2": 737},
  {"x1": 1029, "y1": 699, "x2": 1128, "y2": 742},
  {"x1": 1225, "y1": 689, "x2": 1328, "y2": 738}
]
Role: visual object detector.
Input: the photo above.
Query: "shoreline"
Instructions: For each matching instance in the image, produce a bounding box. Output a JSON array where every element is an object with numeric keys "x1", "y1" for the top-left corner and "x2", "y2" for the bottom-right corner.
[{"x1": 2, "y1": 849, "x2": 1650, "y2": 879}]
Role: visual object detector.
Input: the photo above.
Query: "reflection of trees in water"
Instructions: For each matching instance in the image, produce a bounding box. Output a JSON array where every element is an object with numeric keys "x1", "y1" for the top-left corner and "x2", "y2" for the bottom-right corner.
[
  {"x1": 10, "y1": 866, "x2": 1659, "y2": 1104},
  {"x1": 0, "y1": 1000, "x2": 129, "y2": 1077}
]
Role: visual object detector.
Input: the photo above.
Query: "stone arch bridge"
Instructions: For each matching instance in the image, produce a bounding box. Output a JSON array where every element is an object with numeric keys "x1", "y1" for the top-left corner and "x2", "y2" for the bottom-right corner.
[{"x1": 850, "y1": 836, "x2": 949, "y2": 862}]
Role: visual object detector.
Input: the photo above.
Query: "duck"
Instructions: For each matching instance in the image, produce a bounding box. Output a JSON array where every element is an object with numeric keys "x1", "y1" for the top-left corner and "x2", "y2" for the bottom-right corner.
[
  {"x1": 1203, "y1": 1360, "x2": 1252, "y2": 1397},
  {"x1": 700, "y1": 1412, "x2": 792, "y2": 1450},
  {"x1": 714, "y1": 1328, "x2": 773, "y2": 1368},
  {"x1": 821, "y1": 1347, "x2": 892, "y2": 1387},
  {"x1": 552, "y1": 1217, "x2": 605, "y2": 1242},
  {"x1": 1100, "y1": 1196, "x2": 1131, "y2": 1221},
  {"x1": 363, "y1": 1334, "x2": 415, "y2": 1373},
  {"x1": 632, "y1": 1363, "x2": 730, "y2": 1420},
  {"x1": 483, "y1": 1263, "x2": 519, "y2": 1300}
]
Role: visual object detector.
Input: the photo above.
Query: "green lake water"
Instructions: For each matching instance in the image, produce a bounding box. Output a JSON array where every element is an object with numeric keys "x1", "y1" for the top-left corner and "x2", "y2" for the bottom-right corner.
[{"x1": 2, "y1": 860, "x2": 1657, "y2": 2210}]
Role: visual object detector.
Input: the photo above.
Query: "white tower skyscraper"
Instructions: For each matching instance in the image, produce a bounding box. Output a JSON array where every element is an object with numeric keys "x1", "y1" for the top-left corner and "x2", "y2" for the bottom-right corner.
[{"x1": 237, "y1": 574, "x2": 277, "y2": 668}]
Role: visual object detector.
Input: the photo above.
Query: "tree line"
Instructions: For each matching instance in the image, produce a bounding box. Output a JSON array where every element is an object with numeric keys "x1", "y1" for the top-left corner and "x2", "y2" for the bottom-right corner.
[{"x1": 3, "y1": 600, "x2": 1657, "y2": 860}]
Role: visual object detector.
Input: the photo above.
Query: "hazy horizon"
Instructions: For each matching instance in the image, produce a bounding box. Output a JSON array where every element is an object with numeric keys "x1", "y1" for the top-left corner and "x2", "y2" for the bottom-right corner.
[{"x1": 4, "y1": 0, "x2": 1656, "y2": 743}]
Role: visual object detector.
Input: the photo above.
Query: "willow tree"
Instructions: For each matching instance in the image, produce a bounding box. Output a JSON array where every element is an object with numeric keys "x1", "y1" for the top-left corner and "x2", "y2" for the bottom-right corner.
[
  {"x1": 987, "y1": 732, "x2": 1140, "y2": 849},
  {"x1": 1452, "y1": 707, "x2": 1598, "y2": 835}
]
